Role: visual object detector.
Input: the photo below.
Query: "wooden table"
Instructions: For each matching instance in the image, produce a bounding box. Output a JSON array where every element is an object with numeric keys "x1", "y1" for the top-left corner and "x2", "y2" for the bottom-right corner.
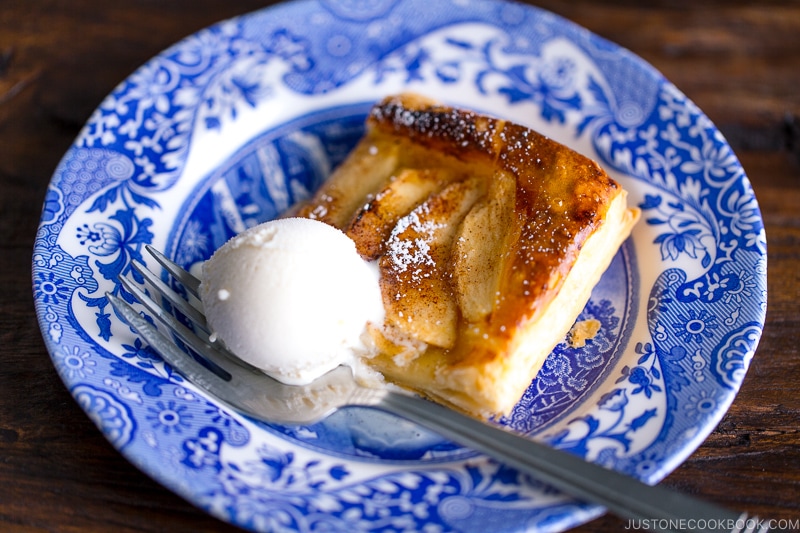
[{"x1": 1, "y1": 1, "x2": 798, "y2": 531}]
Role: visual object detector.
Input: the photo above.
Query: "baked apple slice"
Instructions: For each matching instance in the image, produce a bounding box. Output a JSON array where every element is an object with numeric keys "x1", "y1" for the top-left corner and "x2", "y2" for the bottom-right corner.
[
  {"x1": 346, "y1": 167, "x2": 460, "y2": 260},
  {"x1": 452, "y1": 168, "x2": 518, "y2": 323},
  {"x1": 379, "y1": 177, "x2": 484, "y2": 348},
  {"x1": 294, "y1": 137, "x2": 399, "y2": 228}
]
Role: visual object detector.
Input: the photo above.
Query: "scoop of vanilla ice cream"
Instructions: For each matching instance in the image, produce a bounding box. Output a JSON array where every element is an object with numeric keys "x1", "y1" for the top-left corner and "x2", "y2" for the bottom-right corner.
[{"x1": 199, "y1": 217, "x2": 384, "y2": 385}]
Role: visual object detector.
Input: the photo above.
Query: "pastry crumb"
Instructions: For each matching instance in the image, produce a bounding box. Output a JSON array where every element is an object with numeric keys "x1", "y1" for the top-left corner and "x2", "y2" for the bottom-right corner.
[{"x1": 568, "y1": 318, "x2": 601, "y2": 348}]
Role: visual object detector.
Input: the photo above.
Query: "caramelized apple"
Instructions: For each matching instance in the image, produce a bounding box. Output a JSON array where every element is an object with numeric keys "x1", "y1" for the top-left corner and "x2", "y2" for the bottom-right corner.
[
  {"x1": 379, "y1": 178, "x2": 484, "y2": 348},
  {"x1": 452, "y1": 169, "x2": 518, "y2": 323},
  {"x1": 347, "y1": 168, "x2": 459, "y2": 260}
]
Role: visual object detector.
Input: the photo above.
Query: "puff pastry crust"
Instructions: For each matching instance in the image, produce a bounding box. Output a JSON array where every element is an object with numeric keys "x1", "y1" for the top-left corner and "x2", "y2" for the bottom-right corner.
[{"x1": 295, "y1": 93, "x2": 640, "y2": 418}]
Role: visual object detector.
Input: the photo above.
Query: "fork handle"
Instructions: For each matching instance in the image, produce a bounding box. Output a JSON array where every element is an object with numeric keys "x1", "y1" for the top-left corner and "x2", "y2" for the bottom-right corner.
[{"x1": 379, "y1": 392, "x2": 764, "y2": 533}]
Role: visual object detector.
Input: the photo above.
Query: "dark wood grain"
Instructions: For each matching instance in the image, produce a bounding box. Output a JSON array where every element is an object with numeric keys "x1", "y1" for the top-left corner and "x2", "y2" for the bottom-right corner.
[{"x1": 1, "y1": 1, "x2": 797, "y2": 532}]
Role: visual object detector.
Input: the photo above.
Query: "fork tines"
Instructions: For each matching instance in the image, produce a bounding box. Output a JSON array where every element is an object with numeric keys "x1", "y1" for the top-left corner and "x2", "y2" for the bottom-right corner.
[{"x1": 108, "y1": 252, "x2": 237, "y2": 386}]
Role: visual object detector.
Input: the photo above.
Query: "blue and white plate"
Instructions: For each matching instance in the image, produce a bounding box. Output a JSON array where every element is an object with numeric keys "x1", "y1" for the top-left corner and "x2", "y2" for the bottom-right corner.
[{"x1": 33, "y1": 1, "x2": 767, "y2": 531}]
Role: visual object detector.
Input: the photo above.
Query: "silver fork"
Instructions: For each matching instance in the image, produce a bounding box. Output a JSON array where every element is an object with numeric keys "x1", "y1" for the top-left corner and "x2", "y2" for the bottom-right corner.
[{"x1": 107, "y1": 245, "x2": 766, "y2": 533}]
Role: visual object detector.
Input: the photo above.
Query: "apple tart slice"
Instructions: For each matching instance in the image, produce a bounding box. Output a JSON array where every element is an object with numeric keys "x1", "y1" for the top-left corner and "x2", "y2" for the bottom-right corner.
[{"x1": 295, "y1": 93, "x2": 640, "y2": 418}]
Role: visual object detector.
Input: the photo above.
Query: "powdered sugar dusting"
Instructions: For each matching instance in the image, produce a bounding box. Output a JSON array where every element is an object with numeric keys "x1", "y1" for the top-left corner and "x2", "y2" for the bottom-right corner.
[{"x1": 386, "y1": 203, "x2": 444, "y2": 279}]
